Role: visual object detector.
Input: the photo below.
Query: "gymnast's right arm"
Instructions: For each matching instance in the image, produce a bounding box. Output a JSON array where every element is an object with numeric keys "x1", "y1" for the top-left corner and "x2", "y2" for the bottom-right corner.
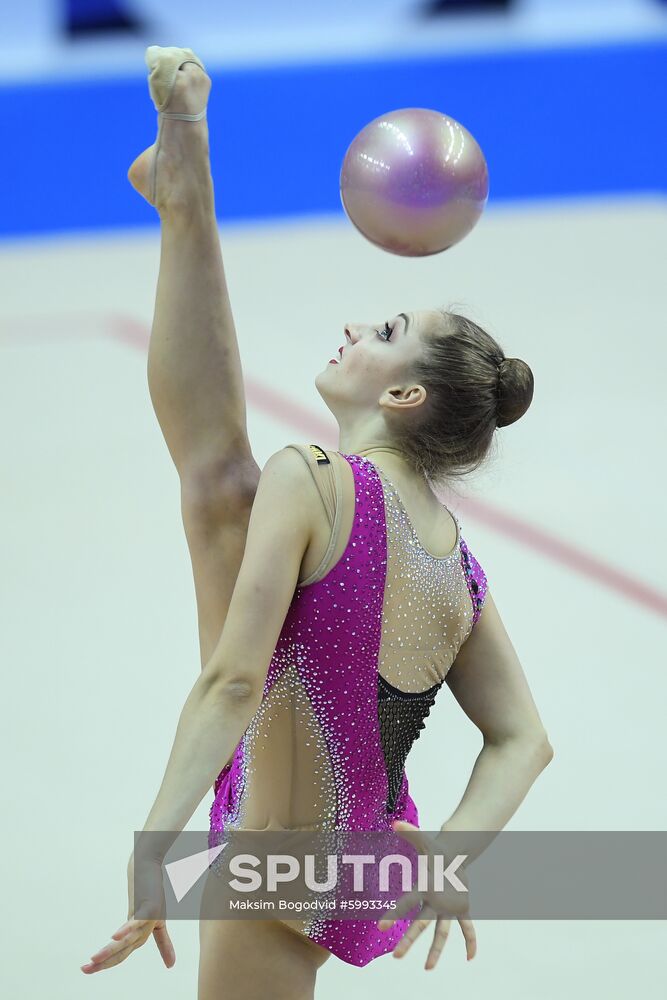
[{"x1": 440, "y1": 590, "x2": 554, "y2": 864}]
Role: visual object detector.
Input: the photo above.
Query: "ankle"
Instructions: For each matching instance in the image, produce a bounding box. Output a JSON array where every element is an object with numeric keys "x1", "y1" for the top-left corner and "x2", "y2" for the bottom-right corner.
[
  {"x1": 157, "y1": 179, "x2": 216, "y2": 223},
  {"x1": 153, "y1": 132, "x2": 214, "y2": 216},
  {"x1": 160, "y1": 115, "x2": 211, "y2": 155}
]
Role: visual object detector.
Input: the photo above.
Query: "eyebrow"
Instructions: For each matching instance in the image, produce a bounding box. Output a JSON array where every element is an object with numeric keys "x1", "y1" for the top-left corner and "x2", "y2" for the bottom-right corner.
[{"x1": 398, "y1": 312, "x2": 410, "y2": 334}]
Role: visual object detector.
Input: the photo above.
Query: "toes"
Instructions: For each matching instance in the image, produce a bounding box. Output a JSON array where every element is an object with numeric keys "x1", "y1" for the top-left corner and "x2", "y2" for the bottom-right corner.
[{"x1": 145, "y1": 45, "x2": 161, "y2": 70}]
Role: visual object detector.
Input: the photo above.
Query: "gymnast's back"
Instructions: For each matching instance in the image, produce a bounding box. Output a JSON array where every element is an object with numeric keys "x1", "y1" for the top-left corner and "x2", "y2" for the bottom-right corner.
[{"x1": 208, "y1": 443, "x2": 488, "y2": 836}]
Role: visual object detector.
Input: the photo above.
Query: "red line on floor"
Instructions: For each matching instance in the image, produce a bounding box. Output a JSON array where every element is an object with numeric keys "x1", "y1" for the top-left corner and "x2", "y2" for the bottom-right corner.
[
  {"x1": 10, "y1": 311, "x2": 667, "y2": 620},
  {"x1": 460, "y1": 495, "x2": 667, "y2": 618},
  {"x1": 107, "y1": 313, "x2": 667, "y2": 619}
]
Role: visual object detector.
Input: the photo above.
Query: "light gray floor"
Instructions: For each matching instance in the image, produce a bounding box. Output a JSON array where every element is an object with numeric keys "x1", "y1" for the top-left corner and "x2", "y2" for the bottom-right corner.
[{"x1": 1, "y1": 194, "x2": 666, "y2": 996}]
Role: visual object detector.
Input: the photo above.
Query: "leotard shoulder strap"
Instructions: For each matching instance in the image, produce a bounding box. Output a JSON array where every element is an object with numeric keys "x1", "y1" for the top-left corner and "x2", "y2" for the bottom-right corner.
[{"x1": 284, "y1": 444, "x2": 346, "y2": 586}]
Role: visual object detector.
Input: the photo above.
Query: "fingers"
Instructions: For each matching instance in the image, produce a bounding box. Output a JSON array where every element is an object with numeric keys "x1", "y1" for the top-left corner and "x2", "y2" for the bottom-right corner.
[
  {"x1": 390, "y1": 820, "x2": 426, "y2": 852},
  {"x1": 377, "y1": 888, "x2": 421, "y2": 929},
  {"x1": 81, "y1": 940, "x2": 136, "y2": 974},
  {"x1": 424, "y1": 917, "x2": 451, "y2": 970},
  {"x1": 81, "y1": 936, "x2": 142, "y2": 974},
  {"x1": 81, "y1": 922, "x2": 153, "y2": 974},
  {"x1": 90, "y1": 925, "x2": 145, "y2": 961},
  {"x1": 153, "y1": 923, "x2": 176, "y2": 967},
  {"x1": 112, "y1": 918, "x2": 146, "y2": 940},
  {"x1": 391, "y1": 819, "x2": 418, "y2": 835},
  {"x1": 389, "y1": 904, "x2": 436, "y2": 961},
  {"x1": 383, "y1": 915, "x2": 476, "y2": 970},
  {"x1": 458, "y1": 917, "x2": 478, "y2": 961}
]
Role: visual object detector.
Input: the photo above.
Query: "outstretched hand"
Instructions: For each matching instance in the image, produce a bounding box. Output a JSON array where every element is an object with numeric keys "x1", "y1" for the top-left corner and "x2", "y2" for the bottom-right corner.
[
  {"x1": 377, "y1": 819, "x2": 477, "y2": 970},
  {"x1": 80, "y1": 851, "x2": 175, "y2": 975}
]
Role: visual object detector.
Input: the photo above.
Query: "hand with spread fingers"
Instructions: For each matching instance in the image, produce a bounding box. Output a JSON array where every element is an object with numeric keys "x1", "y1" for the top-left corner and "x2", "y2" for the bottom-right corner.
[
  {"x1": 377, "y1": 820, "x2": 477, "y2": 970},
  {"x1": 81, "y1": 851, "x2": 174, "y2": 975}
]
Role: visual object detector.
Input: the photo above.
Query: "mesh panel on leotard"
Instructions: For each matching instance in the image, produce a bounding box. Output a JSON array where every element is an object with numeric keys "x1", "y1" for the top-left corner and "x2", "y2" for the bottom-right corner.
[{"x1": 373, "y1": 463, "x2": 474, "y2": 694}]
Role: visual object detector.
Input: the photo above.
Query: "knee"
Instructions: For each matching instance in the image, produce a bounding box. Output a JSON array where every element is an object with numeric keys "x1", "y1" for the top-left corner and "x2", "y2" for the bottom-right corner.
[{"x1": 224, "y1": 456, "x2": 261, "y2": 506}]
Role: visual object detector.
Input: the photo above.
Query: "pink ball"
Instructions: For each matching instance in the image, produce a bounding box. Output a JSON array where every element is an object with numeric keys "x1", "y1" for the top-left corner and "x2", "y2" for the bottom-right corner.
[{"x1": 340, "y1": 107, "x2": 489, "y2": 257}]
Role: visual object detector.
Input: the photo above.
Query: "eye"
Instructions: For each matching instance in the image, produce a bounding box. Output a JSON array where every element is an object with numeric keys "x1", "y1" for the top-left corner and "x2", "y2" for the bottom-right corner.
[{"x1": 376, "y1": 321, "x2": 393, "y2": 342}]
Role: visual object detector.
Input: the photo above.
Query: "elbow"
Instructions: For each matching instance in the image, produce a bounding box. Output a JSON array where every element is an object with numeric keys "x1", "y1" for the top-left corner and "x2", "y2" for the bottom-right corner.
[
  {"x1": 219, "y1": 677, "x2": 262, "y2": 705},
  {"x1": 205, "y1": 668, "x2": 262, "y2": 707},
  {"x1": 518, "y1": 733, "x2": 555, "y2": 774},
  {"x1": 535, "y1": 733, "x2": 555, "y2": 767},
  {"x1": 491, "y1": 729, "x2": 554, "y2": 767}
]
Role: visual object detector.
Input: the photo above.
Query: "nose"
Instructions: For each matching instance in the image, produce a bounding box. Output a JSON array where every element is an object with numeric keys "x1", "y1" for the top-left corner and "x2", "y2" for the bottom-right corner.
[
  {"x1": 340, "y1": 323, "x2": 368, "y2": 358},
  {"x1": 343, "y1": 324, "x2": 363, "y2": 343}
]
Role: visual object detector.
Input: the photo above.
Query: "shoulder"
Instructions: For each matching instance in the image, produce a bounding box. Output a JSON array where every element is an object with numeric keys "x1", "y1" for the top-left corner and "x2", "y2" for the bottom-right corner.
[
  {"x1": 261, "y1": 445, "x2": 318, "y2": 483},
  {"x1": 262, "y1": 444, "x2": 343, "y2": 477},
  {"x1": 255, "y1": 445, "x2": 325, "y2": 522}
]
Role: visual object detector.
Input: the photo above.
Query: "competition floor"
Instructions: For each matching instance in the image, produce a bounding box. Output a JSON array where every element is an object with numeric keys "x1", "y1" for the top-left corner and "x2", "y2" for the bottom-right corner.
[{"x1": 2, "y1": 194, "x2": 665, "y2": 997}]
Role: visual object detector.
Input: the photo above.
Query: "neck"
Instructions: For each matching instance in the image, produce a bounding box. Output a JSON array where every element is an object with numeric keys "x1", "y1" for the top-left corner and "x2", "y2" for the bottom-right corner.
[{"x1": 347, "y1": 444, "x2": 431, "y2": 493}]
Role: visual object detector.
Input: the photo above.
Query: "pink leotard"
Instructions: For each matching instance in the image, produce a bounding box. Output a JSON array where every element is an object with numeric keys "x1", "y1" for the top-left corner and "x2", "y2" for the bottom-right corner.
[{"x1": 208, "y1": 447, "x2": 488, "y2": 966}]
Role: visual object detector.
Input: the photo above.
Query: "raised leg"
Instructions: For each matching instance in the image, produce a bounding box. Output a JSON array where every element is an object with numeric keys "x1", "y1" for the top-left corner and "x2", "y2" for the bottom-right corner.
[
  {"x1": 128, "y1": 61, "x2": 256, "y2": 480},
  {"x1": 128, "y1": 57, "x2": 262, "y2": 667}
]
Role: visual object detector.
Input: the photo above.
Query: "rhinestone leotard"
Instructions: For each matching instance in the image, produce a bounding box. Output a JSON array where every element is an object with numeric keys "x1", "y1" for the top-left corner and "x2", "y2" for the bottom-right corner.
[{"x1": 208, "y1": 447, "x2": 488, "y2": 966}]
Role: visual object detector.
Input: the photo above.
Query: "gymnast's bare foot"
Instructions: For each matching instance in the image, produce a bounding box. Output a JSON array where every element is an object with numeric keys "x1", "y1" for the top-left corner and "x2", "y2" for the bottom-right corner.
[{"x1": 127, "y1": 49, "x2": 212, "y2": 216}]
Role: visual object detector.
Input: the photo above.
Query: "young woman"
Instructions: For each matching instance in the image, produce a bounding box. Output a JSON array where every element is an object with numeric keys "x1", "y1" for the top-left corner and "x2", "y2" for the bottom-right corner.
[{"x1": 81, "y1": 46, "x2": 554, "y2": 998}]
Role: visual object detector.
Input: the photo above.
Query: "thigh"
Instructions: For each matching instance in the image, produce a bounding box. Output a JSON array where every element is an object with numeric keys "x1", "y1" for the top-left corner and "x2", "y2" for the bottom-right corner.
[
  {"x1": 198, "y1": 916, "x2": 331, "y2": 1000},
  {"x1": 181, "y1": 454, "x2": 261, "y2": 667}
]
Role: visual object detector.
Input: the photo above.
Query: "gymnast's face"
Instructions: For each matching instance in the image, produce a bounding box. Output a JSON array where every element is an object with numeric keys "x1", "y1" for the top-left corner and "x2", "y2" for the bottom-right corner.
[{"x1": 315, "y1": 309, "x2": 435, "y2": 421}]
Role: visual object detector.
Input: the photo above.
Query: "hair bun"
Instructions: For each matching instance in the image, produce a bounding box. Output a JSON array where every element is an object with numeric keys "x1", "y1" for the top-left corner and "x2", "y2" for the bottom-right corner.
[{"x1": 496, "y1": 357, "x2": 534, "y2": 428}]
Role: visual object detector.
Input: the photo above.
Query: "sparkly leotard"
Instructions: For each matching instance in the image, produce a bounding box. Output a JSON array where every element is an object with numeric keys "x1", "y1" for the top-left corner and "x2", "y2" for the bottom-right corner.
[{"x1": 208, "y1": 446, "x2": 488, "y2": 966}]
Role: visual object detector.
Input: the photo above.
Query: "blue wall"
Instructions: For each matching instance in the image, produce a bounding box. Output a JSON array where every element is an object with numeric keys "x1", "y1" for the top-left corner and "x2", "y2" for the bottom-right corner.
[{"x1": 1, "y1": 40, "x2": 665, "y2": 237}]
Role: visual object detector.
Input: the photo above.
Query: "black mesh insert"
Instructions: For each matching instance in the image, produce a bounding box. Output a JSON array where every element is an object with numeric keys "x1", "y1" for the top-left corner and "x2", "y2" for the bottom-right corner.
[{"x1": 377, "y1": 672, "x2": 443, "y2": 813}]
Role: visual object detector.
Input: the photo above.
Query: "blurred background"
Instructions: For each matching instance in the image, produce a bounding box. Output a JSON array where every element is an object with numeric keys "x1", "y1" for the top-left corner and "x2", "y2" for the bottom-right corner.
[{"x1": 1, "y1": 2, "x2": 666, "y2": 998}]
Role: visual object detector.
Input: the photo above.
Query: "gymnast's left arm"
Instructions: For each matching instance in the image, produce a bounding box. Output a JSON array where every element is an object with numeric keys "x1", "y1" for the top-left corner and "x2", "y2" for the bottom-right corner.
[{"x1": 82, "y1": 448, "x2": 314, "y2": 974}]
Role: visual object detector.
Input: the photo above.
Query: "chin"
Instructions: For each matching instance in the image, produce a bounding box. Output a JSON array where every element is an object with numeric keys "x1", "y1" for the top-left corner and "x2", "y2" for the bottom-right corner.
[
  {"x1": 314, "y1": 371, "x2": 326, "y2": 398},
  {"x1": 314, "y1": 364, "x2": 333, "y2": 387},
  {"x1": 314, "y1": 378, "x2": 338, "y2": 415}
]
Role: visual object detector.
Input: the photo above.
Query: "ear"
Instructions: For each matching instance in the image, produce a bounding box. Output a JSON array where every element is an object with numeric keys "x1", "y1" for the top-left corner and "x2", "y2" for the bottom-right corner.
[{"x1": 379, "y1": 383, "x2": 427, "y2": 410}]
